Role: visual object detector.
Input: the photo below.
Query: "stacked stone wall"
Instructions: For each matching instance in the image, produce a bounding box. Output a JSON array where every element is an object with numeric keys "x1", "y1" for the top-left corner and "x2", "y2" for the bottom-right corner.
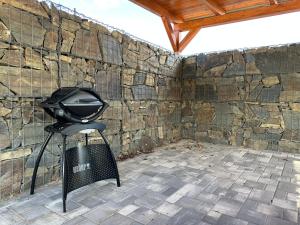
[
  {"x1": 0, "y1": 0, "x2": 182, "y2": 199},
  {"x1": 182, "y1": 44, "x2": 300, "y2": 152}
]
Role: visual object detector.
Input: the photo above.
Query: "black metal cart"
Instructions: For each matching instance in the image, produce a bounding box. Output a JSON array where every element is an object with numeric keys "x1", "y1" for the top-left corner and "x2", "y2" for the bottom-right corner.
[{"x1": 30, "y1": 122, "x2": 120, "y2": 212}]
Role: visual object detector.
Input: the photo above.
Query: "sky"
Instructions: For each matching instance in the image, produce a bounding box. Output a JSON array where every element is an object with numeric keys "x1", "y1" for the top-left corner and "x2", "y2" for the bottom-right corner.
[{"x1": 50, "y1": 0, "x2": 300, "y2": 55}]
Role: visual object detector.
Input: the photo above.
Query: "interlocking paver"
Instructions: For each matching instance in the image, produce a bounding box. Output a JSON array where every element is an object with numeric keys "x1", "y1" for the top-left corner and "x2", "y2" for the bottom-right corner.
[
  {"x1": 166, "y1": 208, "x2": 205, "y2": 225},
  {"x1": 212, "y1": 198, "x2": 243, "y2": 217},
  {"x1": 1, "y1": 140, "x2": 299, "y2": 225},
  {"x1": 216, "y1": 214, "x2": 248, "y2": 225}
]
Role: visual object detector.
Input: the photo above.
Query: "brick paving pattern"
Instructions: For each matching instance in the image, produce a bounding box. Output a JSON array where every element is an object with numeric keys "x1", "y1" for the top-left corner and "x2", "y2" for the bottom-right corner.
[{"x1": 0, "y1": 140, "x2": 299, "y2": 225}]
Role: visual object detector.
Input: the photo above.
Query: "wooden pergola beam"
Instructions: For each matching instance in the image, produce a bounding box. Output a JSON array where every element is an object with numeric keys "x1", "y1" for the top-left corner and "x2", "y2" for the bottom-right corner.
[
  {"x1": 175, "y1": 0, "x2": 300, "y2": 31},
  {"x1": 270, "y1": 0, "x2": 279, "y2": 5},
  {"x1": 161, "y1": 17, "x2": 178, "y2": 52},
  {"x1": 202, "y1": 0, "x2": 225, "y2": 15},
  {"x1": 129, "y1": 0, "x2": 184, "y2": 23},
  {"x1": 178, "y1": 28, "x2": 201, "y2": 52}
]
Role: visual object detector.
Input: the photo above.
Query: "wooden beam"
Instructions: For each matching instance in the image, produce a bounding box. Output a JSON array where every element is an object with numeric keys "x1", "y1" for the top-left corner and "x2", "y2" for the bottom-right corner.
[
  {"x1": 175, "y1": 0, "x2": 300, "y2": 31},
  {"x1": 202, "y1": 0, "x2": 225, "y2": 15},
  {"x1": 174, "y1": 30, "x2": 180, "y2": 52},
  {"x1": 178, "y1": 28, "x2": 201, "y2": 52},
  {"x1": 129, "y1": 0, "x2": 184, "y2": 23},
  {"x1": 270, "y1": 0, "x2": 279, "y2": 5},
  {"x1": 161, "y1": 17, "x2": 177, "y2": 52}
]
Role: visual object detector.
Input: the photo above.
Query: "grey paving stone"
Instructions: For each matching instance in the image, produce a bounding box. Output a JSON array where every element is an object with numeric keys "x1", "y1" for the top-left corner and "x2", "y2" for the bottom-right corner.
[
  {"x1": 216, "y1": 214, "x2": 248, "y2": 225},
  {"x1": 272, "y1": 198, "x2": 298, "y2": 211},
  {"x1": 128, "y1": 207, "x2": 157, "y2": 224},
  {"x1": 202, "y1": 210, "x2": 222, "y2": 225},
  {"x1": 100, "y1": 213, "x2": 142, "y2": 225},
  {"x1": 28, "y1": 212, "x2": 66, "y2": 225},
  {"x1": 13, "y1": 204, "x2": 51, "y2": 221},
  {"x1": 212, "y1": 198, "x2": 243, "y2": 217},
  {"x1": 166, "y1": 208, "x2": 205, "y2": 225},
  {"x1": 76, "y1": 195, "x2": 106, "y2": 209},
  {"x1": 147, "y1": 214, "x2": 170, "y2": 225},
  {"x1": 265, "y1": 216, "x2": 298, "y2": 225},
  {"x1": 154, "y1": 202, "x2": 182, "y2": 217},
  {"x1": 0, "y1": 208, "x2": 25, "y2": 225},
  {"x1": 83, "y1": 205, "x2": 115, "y2": 224},
  {"x1": 278, "y1": 181, "x2": 300, "y2": 194},
  {"x1": 162, "y1": 187, "x2": 178, "y2": 196},
  {"x1": 63, "y1": 216, "x2": 96, "y2": 225},
  {"x1": 283, "y1": 209, "x2": 298, "y2": 224},
  {"x1": 248, "y1": 189, "x2": 274, "y2": 204},
  {"x1": 255, "y1": 203, "x2": 283, "y2": 218},
  {"x1": 237, "y1": 208, "x2": 267, "y2": 225},
  {"x1": 134, "y1": 192, "x2": 165, "y2": 209},
  {"x1": 244, "y1": 180, "x2": 266, "y2": 190}
]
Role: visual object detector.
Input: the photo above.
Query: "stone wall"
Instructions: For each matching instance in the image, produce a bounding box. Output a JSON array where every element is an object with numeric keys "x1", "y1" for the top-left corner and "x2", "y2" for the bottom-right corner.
[
  {"x1": 0, "y1": 0, "x2": 181, "y2": 199},
  {"x1": 182, "y1": 44, "x2": 300, "y2": 153}
]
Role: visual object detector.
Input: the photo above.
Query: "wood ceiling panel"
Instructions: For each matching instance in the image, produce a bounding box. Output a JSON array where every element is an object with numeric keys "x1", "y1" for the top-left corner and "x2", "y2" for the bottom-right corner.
[{"x1": 130, "y1": 0, "x2": 300, "y2": 52}]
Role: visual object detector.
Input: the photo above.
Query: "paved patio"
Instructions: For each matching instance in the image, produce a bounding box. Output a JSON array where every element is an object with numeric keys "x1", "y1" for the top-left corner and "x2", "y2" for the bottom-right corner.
[{"x1": 1, "y1": 140, "x2": 300, "y2": 225}]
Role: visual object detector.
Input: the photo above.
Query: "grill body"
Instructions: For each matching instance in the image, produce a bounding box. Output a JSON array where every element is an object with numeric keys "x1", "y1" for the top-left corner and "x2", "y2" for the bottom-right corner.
[{"x1": 41, "y1": 87, "x2": 108, "y2": 123}]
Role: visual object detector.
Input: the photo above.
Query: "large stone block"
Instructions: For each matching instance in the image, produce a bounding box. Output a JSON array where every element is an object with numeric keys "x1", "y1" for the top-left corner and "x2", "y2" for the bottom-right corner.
[
  {"x1": 0, "y1": 21, "x2": 11, "y2": 42},
  {"x1": 132, "y1": 85, "x2": 157, "y2": 100},
  {"x1": 182, "y1": 79, "x2": 195, "y2": 100},
  {"x1": 280, "y1": 91, "x2": 300, "y2": 102},
  {"x1": 197, "y1": 52, "x2": 232, "y2": 75},
  {"x1": 0, "y1": 4, "x2": 46, "y2": 47},
  {"x1": 257, "y1": 84, "x2": 281, "y2": 103},
  {"x1": 281, "y1": 73, "x2": 300, "y2": 91},
  {"x1": 24, "y1": 47, "x2": 44, "y2": 70},
  {"x1": 194, "y1": 103, "x2": 215, "y2": 125},
  {"x1": 182, "y1": 62, "x2": 196, "y2": 78},
  {"x1": 61, "y1": 18, "x2": 80, "y2": 32},
  {"x1": 217, "y1": 84, "x2": 240, "y2": 101},
  {"x1": 282, "y1": 110, "x2": 300, "y2": 130},
  {"x1": 0, "y1": 0, "x2": 49, "y2": 18},
  {"x1": 0, "y1": 157, "x2": 24, "y2": 198},
  {"x1": 0, "y1": 66, "x2": 57, "y2": 97},
  {"x1": 195, "y1": 84, "x2": 217, "y2": 101},
  {"x1": 287, "y1": 43, "x2": 300, "y2": 73},
  {"x1": 0, "y1": 49, "x2": 25, "y2": 67},
  {"x1": 223, "y1": 51, "x2": 245, "y2": 76},
  {"x1": 262, "y1": 76, "x2": 280, "y2": 88},
  {"x1": 252, "y1": 46, "x2": 289, "y2": 74},
  {"x1": 0, "y1": 117, "x2": 10, "y2": 149},
  {"x1": 71, "y1": 29, "x2": 101, "y2": 60},
  {"x1": 22, "y1": 123, "x2": 45, "y2": 146},
  {"x1": 61, "y1": 30, "x2": 75, "y2": 53},
  {"x1": 95, "y1": 69, "x2": 121, "y2": 100},
  {"x1": 98, "y1": 33, "x2": 122, "y2": 65}
]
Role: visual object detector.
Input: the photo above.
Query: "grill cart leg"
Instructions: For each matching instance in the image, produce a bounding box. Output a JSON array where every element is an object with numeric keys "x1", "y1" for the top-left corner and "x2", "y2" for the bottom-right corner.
[
  {"x1": 85, "y1": 133, "x2": 88, "y2": 146},
  {"x1": 98, "y1": 130, "x2": 121, "y2": 187},
  {"x1": 30, "y1": 132, "x2": 54, "y2": 195},
  {"x1": 62, "y1": 135, "x2": 67, "y2": 212}
]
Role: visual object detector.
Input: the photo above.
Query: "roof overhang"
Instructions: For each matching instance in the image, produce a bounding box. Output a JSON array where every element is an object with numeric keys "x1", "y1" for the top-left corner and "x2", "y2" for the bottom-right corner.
[{"x1": 130, "y1": 0, "x2": 300, "y2": 53}]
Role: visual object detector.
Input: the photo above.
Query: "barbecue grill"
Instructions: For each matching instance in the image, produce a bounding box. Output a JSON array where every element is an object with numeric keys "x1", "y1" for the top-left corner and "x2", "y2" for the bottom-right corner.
[
  {"x1": 31, "y1": 87, "x2": 120, "y2": 212},
  {"x1": 41, "y1": 87, "x2": 108, "y2": 123}
]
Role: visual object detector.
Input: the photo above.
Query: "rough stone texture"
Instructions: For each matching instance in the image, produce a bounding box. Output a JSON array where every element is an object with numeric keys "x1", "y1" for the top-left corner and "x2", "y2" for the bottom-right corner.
[
  {"x1": 71, "y1": 28, "x2": 101, "y2": 60},
  {"x1": 0, "y1": 4, "x2": 46, "y2": 47},
  {"x1": 182, "y1": 44, "x2": 300, "y2": 153},
  {"x1": 0, "y1": 0, "x2": 181, "y2": 200},
  {"x1": 98, "y1": 33, "x2": 122, "y2": 65}
]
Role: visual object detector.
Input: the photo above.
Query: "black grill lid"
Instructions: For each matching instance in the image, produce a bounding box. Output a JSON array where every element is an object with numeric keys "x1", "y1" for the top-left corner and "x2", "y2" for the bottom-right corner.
[{"x1": 41, "y1": 87, "x2": 108, "y2": 123}]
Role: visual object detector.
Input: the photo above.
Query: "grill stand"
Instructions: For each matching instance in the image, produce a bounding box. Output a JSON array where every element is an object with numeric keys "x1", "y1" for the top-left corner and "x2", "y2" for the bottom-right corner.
[{"x1": 30, "y1": 122, "x2": 121, "y2": 212}]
